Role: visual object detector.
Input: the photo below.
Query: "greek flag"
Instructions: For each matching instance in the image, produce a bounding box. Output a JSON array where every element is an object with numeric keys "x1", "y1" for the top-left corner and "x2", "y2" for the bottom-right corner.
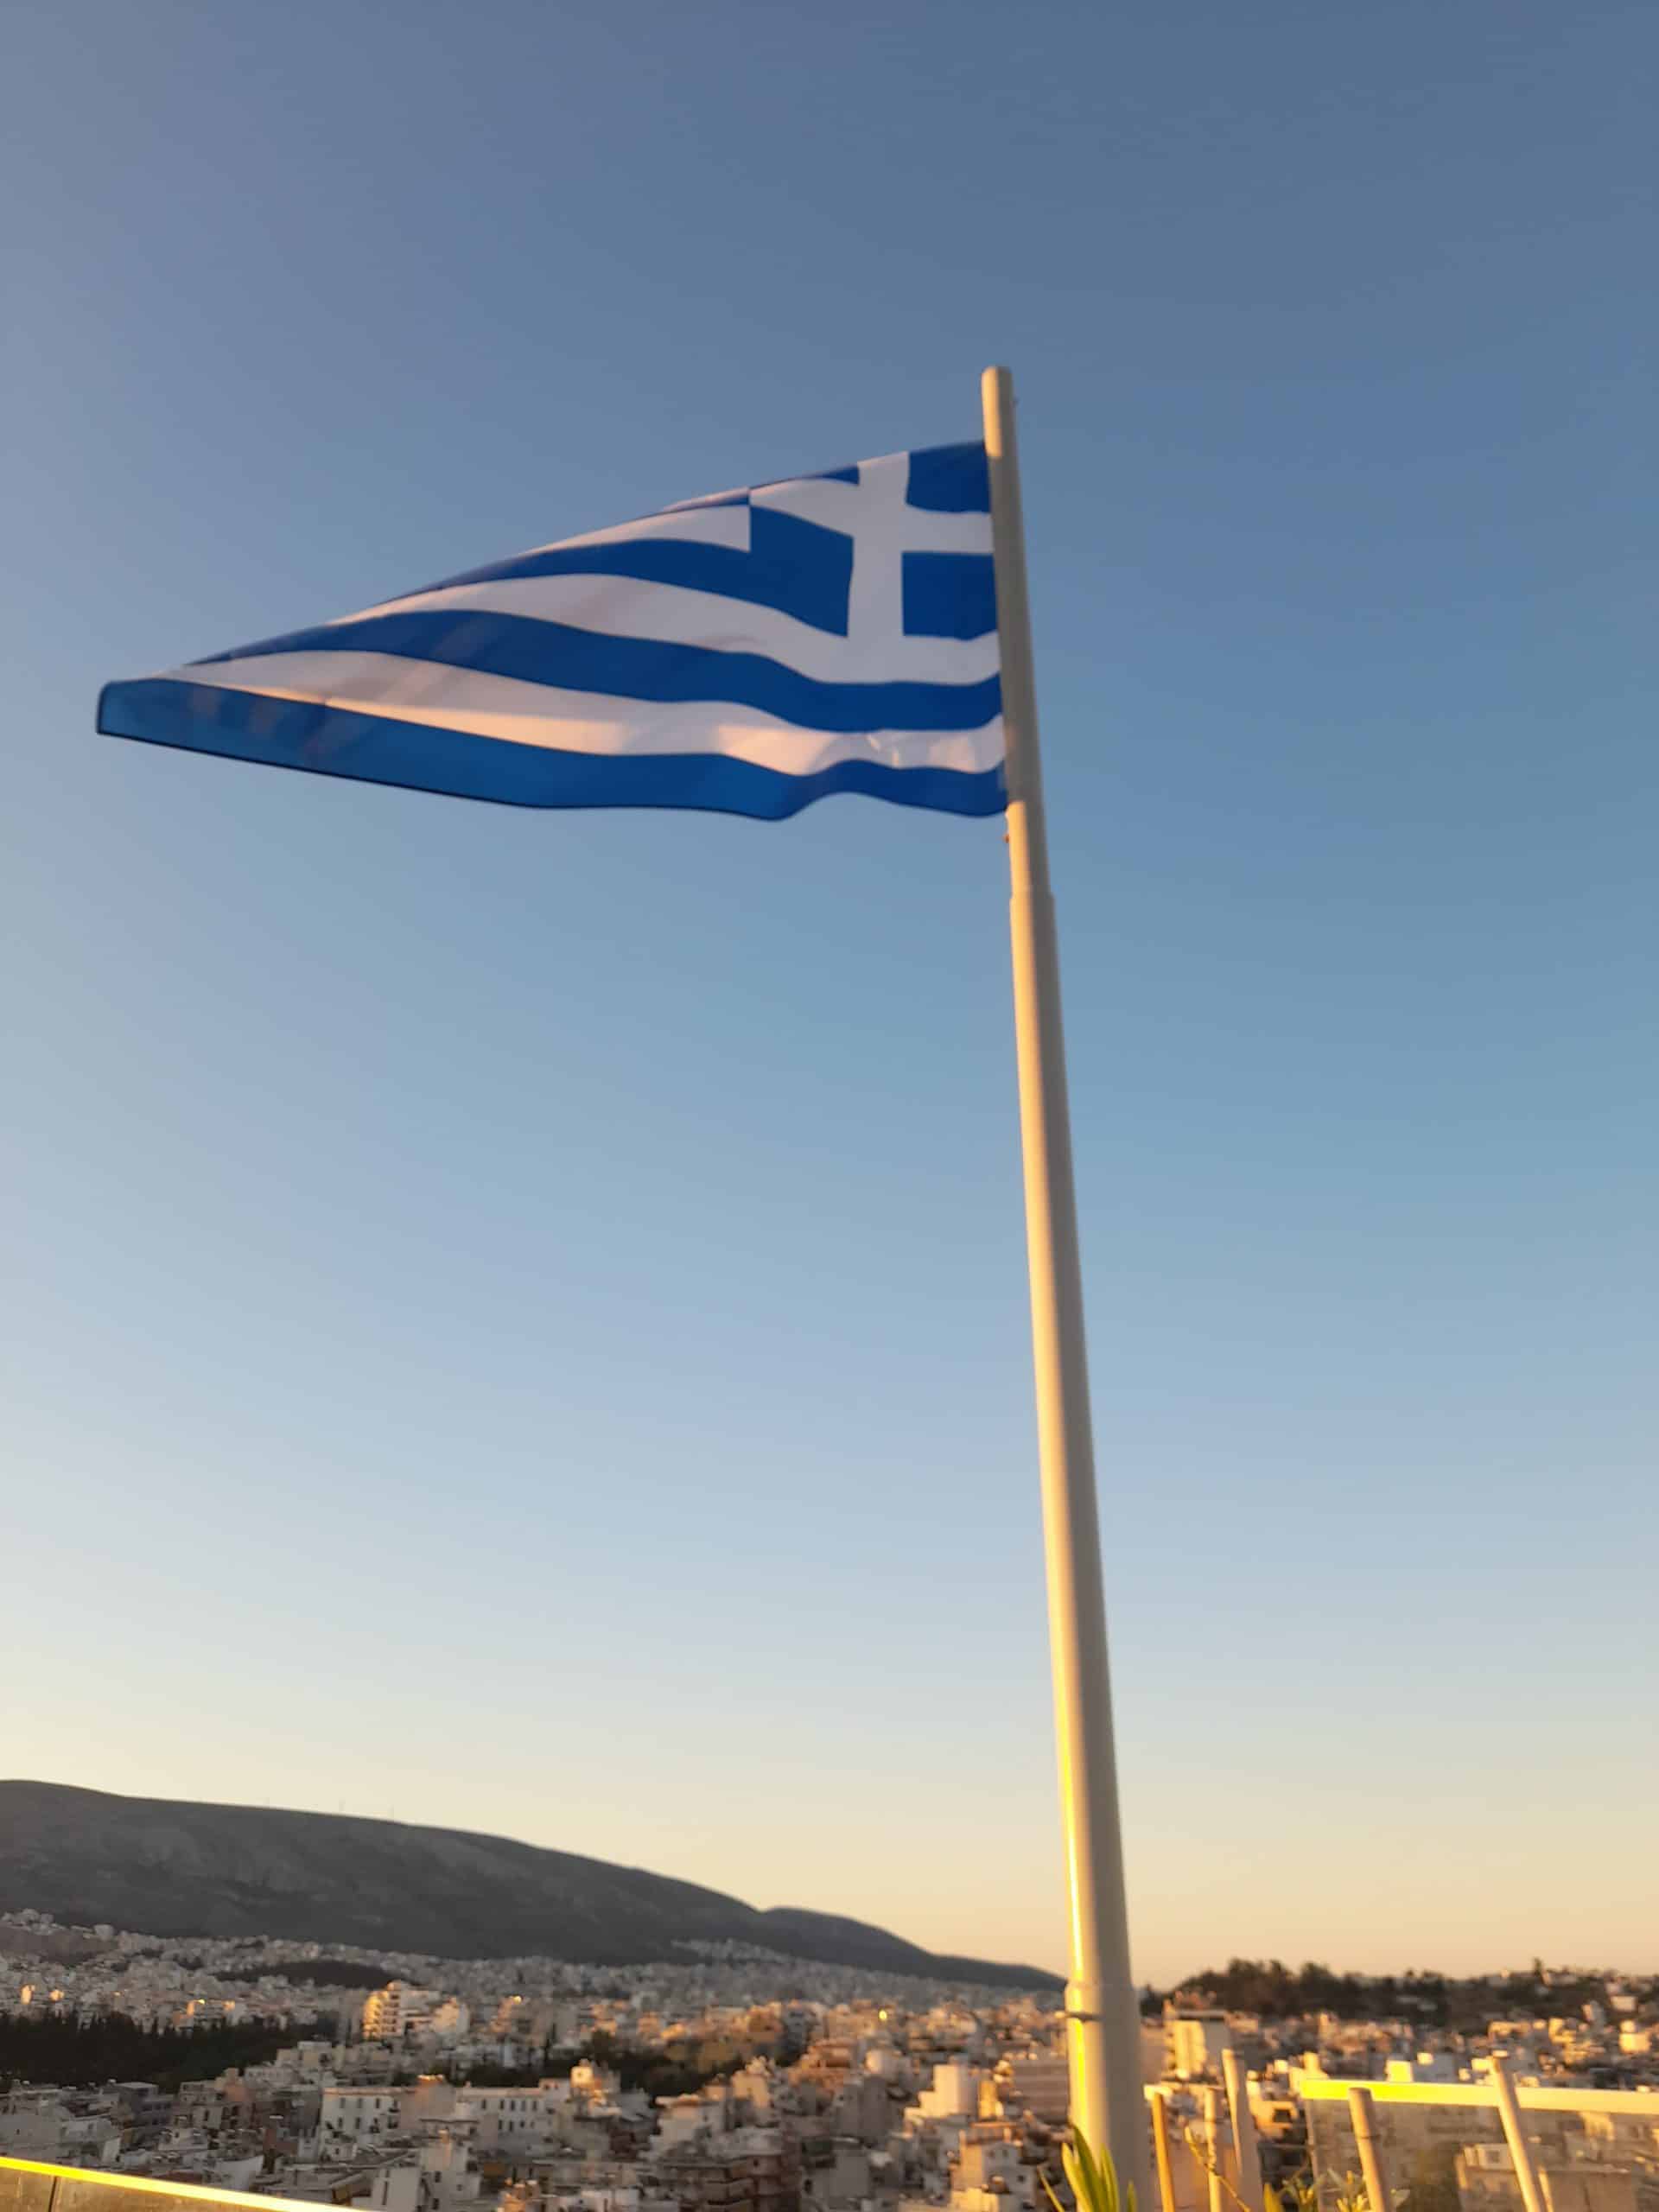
[{"x1": 99, "y1": 442, "x2": 1004, "y2": 822}]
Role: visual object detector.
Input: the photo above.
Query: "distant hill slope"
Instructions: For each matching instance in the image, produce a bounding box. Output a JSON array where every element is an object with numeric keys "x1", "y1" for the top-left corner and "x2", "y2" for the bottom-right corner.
[{"x1": 0, "y1": 1782, "x2": 1057, "y2": 1988}]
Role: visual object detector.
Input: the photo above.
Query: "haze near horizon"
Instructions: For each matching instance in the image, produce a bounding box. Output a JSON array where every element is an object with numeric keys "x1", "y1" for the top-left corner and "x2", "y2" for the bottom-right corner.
[{"x1": 3, "y1": 0, "x2": 1655, "y2": 1986}]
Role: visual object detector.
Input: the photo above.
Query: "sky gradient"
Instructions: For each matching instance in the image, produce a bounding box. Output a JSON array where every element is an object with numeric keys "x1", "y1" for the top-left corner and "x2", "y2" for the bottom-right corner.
[{"x1": 3, "y1": 0, "x2": 1656, "y2": 1984}]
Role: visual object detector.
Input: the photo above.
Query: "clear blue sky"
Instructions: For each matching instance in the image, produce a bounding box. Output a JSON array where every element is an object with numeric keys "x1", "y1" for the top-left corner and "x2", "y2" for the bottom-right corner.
[{"x1": 4, "y1": 0, "x2": 1655, "y2": 1984}]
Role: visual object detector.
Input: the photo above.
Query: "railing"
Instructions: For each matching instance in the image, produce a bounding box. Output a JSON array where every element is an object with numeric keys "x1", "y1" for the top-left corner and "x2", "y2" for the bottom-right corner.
[{"x1": 0, "y1": 2161, "x2": 323, "y2": 2212}]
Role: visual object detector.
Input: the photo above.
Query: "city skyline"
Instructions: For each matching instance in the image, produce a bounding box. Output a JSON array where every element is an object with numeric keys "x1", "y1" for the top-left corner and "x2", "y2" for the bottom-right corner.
[
  {"x1": 3, "y1": 1907, "x2": 1656, "y2": 2212},
  {"x1": 6, "y1": 0, "x2": 1656, "y2": 1993}
]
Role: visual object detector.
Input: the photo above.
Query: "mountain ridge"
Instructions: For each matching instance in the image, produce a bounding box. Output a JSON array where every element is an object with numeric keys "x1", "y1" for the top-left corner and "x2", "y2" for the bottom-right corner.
[{"x1": 0, "y1": 1781, "x2": 1058, "y2": 1989}]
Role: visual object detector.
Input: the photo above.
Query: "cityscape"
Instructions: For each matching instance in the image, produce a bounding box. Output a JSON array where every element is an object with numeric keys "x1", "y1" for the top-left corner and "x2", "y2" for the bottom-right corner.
[{"x1": 2, "y1": 1912, "x2": 1656, "y2": 2212}]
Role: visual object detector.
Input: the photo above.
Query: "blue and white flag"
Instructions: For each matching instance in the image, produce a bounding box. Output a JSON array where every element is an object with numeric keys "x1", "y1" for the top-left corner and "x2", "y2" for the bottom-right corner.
[{"x1": 99, "y1": 442, "x2": 1004, "y2": 822}]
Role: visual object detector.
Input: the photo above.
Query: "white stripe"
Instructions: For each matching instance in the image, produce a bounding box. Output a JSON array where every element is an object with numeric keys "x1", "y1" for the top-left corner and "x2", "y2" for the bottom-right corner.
[
  {"x1": 342, "y1": 574, "x2": 997, "y2": 686},
  {"x1": 168, "y1": 652, "x2": 1007, "y2": 779},
  {"x1": 511, "y1": 504, "x2": 752, "y2": 556}
]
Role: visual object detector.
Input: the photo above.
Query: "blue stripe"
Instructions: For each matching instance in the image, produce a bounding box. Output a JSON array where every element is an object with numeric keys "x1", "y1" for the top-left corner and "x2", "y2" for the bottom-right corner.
[
  {"x1": 191, "y1": 613, "x2": 1001, "y2": 737},
  {"x1": 906, "y1": 443, "x2": 990, "y2": 513},
  {"x1": 903, "y1": 551, "x2": 996, "y2": 640},
  {"x1": 420, "y1": 505, "x2": 855, "y2": 636},
  {"x1": 99, "y1": 680, "x2": 1008, "y2": 823}
]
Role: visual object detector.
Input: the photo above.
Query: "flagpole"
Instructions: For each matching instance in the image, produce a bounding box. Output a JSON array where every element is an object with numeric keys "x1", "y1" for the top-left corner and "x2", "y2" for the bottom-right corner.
[{"x1": 982, "y1": 365, "x2": 1147, "y2": 2201}]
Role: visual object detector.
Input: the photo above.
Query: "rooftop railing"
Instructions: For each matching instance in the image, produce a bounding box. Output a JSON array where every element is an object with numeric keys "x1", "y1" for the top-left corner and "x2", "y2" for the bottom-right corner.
[{"x1": 0, "y1": 2161, "x2": 321, "y2": 2212}]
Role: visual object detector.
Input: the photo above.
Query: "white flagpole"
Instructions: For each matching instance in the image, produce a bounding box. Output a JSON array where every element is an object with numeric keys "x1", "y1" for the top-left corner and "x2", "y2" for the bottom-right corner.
[{"x1": 982, "y1": 365, "x2": 1147, "y2": 2201}]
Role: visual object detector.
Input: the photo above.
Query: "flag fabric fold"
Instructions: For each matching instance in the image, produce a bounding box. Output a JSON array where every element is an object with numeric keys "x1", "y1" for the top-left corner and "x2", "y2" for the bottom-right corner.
[{"x1": 99, "y1": 442, "x2": 1005, "y2": 822}]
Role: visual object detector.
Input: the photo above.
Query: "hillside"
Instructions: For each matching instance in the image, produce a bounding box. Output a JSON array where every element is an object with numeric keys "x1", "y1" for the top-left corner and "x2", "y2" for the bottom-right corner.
[{"x1": 0, "y1": 1782, "x2": 1056, "y2": 1989}]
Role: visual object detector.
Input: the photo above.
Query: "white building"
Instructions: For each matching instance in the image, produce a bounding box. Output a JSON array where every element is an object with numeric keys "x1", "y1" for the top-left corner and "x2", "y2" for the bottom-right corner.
[
  {"x1": 369, "y1": 2132, "x2": 486, "y2": 2212},
  {"x1": 910, "y1": 2065, "x2": 979, "y2": 2122},
  {"x1": 953, "y1": 2132, "x2": 1035, "y2": 2212},
  {"x1": 1167, "y1": 2013, "x2": 1231, "y2": 2080},
  {"x1": 457, "y1": 2082, "x2": 577, "y2": 2154},
  {"x1": 321, "y1": 2084, "x2": 406, "y2": 2145},
  {"x1": 991, "y1": 2056, "x2": 1070, "y2": 2125},
  {"x1": 364, "y1": 1982, "x2": 444, "y2": 2041},
  {"x1": 0, "y1": 2094, "x2": 121, "y2": 2167}
]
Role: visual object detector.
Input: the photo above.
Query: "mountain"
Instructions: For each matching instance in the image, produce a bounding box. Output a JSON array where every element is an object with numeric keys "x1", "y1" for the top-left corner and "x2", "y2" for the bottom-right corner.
[{"x1": 0, "y1": 1782, "x2": 1057, "y2": 1989}]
